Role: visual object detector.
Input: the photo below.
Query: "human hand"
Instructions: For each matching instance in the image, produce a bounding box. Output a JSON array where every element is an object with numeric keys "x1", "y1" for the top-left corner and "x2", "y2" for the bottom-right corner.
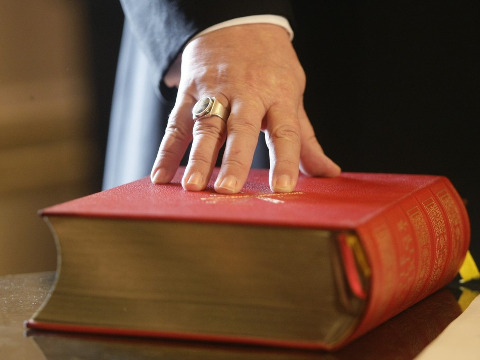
[{"x1": 151, "y1": 23, "x2": 341, "y2": 193}]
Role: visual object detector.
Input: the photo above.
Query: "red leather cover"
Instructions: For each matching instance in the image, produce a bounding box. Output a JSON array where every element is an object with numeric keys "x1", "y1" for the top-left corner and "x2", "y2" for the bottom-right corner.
[{"x1": 41, "y1": 168, "x2": 459, "y2": 230}]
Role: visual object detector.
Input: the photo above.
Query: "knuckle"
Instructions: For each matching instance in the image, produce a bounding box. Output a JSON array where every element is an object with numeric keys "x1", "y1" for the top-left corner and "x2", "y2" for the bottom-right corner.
[
  {"x1": 221, "y1": 157, "x2": 250, "y2": 172},
  {"x1": 228, "y1": 119, "x2": 259, "y2": 137},
  {"x1": 269, "y1": 123, "x2": 300, "y2": 143},
  {"x1": 193, "y1": 122, "x2": 225, "y2": 141},
  {"x1": 164, "y1": 121, "x2": 191, "y2": 143},
  {"x1": 188, "y1": 156, "x2": 212, "y2": 167},
  {"x1": 157, "y1": 146, "x2": 180, "y2": 159},
  {"x1": 274, "y1": 158, "x2": 298, "y2": 168}
]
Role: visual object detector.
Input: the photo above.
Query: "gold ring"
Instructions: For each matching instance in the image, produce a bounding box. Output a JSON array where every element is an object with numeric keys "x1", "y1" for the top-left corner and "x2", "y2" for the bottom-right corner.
[{"x1": 192, "y1": 96, "x2": 230, "y2": 121}]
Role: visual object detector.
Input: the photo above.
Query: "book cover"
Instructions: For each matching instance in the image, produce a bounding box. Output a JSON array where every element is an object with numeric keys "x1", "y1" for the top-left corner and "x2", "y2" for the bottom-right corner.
[{"x1": 26, "y1": 168, "x2": 470, "y2": 350}]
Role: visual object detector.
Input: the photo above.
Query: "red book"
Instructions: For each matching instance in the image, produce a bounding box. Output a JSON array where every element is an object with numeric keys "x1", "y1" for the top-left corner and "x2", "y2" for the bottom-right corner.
[{"x1": 26, "y1": 168, "x2": 470, "y2": 350}]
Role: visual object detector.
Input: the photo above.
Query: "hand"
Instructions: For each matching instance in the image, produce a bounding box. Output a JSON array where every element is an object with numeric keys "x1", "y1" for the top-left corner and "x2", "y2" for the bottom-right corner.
[{"x1": 151, "y1": 24, "x2": 341, "y2": 193}]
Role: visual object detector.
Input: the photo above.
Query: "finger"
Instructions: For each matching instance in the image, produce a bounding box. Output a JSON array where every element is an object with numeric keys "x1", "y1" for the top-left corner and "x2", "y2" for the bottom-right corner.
[
  {"x1": 151, "y1": 94, "x2": 194, "y2": 184},
  {"x1": 264, "y1": 103, "x2": 301, "y2": 193},
  {"x1": 214, "y1": 100, "x2": 263, "y2": 194},
  {"x1": 298, "y1": 106, "x2": 341, "y2": 177},
  {"x1": 182, "y1": 93, "x2": 229, "y2": 191}
]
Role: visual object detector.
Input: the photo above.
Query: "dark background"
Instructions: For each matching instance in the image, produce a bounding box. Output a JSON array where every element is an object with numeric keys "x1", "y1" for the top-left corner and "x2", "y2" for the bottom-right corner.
[{"x1": 84, "y1": 1, "x2": 124, "y2": 190}]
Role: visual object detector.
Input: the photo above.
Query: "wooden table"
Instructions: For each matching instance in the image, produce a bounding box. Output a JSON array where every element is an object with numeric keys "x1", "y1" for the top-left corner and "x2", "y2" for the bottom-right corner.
[{"x1": 0, "y1": 272, "x2": 463, "y2": 360}]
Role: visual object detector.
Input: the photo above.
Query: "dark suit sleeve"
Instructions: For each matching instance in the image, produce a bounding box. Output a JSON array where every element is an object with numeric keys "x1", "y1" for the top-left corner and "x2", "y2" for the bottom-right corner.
[{"x1": 119, "y1": 0, "x2": 294, "y2": 89}]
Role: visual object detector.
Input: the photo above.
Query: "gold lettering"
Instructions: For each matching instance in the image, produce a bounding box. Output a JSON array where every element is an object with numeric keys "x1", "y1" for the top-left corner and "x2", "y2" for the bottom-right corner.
[{"x1": 422, "y1": 197, "x2": 448, "y2": 293}]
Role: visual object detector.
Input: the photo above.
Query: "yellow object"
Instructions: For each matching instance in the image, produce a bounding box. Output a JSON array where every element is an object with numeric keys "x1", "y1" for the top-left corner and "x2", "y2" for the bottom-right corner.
[
  {"x1": 459, "y1": 251, "x2": 480, "y2": 283},
  {"x1": 457, "y1": 287, "x2": 479, "y2": 312},
  {"x1": 345, "y1": 233, "x2": 371, "y2": 279}
]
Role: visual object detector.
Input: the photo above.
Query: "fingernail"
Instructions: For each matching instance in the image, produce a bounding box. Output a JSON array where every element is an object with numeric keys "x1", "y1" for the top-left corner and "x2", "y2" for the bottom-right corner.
[
  {"x1": 216, "y1": 175, "x2": 238, "y2": 193},
  {"x1": 273, "y1": 174, "x2": 293, "y2": 193},
  {"x1": 151, "y1": 168, "x2": 166, "y2": 183},
  {"x1": 184, "y1": 171, "x2": 204, "y2": 190},
  {"x1": 187, "y1": 172, "x2": 203, "y2": 185}
]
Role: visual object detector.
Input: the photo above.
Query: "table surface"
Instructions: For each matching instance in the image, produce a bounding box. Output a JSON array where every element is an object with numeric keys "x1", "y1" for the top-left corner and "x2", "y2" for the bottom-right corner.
[{"x1": 0, "y1": 271, "x2": 465, "y2": 360}]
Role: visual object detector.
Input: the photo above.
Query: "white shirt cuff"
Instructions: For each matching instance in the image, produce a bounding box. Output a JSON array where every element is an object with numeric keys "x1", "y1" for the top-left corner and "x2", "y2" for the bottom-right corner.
[{"x1": 193, "y1": 14, "x2": 294, "y2": 41}]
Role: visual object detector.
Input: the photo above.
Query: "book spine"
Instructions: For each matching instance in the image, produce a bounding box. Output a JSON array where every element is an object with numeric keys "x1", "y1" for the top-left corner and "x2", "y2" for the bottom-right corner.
[{"x1": 347, "y1": 177, "x2": 470, "y2": 343}]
